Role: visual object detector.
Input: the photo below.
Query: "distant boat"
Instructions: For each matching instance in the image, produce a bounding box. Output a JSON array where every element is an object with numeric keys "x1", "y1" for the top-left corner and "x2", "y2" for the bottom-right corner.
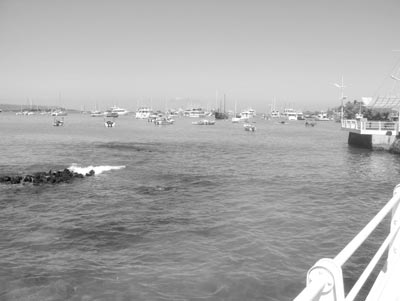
[
  {"x1": 53, "y1": 117, "x2": 64, "y2": 126},
  {"x1": 154, "y1": 116, "x2": 174, "y2": 125},
  {"x1": 315, "y1": 111, "x2": 330, "y2": 121},
  {"x1": 214, "y1": 111, "x2": 229, "y2": 120},
  {"x1": 185, "y1": 108, "x2": 206, "y2": 118},
  {"x1": 105, "y1": 111, "x2": 119, "y2": 118},
  {"x1": 281, "y1": 108, "x2": 298, "y2": 120},
  {"x1": 136, "y1": 107, "x2": 153, "y2": 119},
  {"x1": 270, "y1": 110, "x2": 280, "y2": 118},
  {"x1": 51, "y1": 109, "x2": 68, "y2": 116},
  {"x1": 239, "y1": 108, "x2": 256, "y2": 121},
  {"x1": 192, "y1": 119, "x2": 215, "y2": 125},
  {"x1": 109, "y1": 105, "x2": 129, "y2": 116},
  {"x1": 104, "y1": 117, "x2": 116, "y2": 127},
  {"x1": 297, "y1": 112, "x2": 305, "y2": 120},
  {"x1": 244, "y1": 123, "x2": 256, "y2": 131},
  {"x1": 90, "y1": 110, "x2": 104, "y2": 117}
]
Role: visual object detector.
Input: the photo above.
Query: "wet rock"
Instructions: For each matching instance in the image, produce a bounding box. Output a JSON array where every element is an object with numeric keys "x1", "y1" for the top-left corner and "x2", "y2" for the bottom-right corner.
[
  {"x1": 0, "y1": 167, "x2": 90, "y2": 185},
  {"x1": 85, "y1": 170, "x2": 95, "y2": 177}
]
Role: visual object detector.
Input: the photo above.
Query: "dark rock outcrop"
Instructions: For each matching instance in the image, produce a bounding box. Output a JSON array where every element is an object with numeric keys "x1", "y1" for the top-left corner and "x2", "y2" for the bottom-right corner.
[{"x1": 0, "y1": 168, "x2": 95, "y2": 185}]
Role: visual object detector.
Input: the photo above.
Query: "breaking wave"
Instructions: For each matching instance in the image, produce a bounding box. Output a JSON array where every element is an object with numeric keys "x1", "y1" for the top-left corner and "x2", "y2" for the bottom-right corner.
[{"x1": 68, "y1": 164, "x2": 126, "y2": 175}]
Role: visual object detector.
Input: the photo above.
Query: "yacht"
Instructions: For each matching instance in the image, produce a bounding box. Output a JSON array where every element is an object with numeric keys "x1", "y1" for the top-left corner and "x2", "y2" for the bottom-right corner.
[
  {"x1": 239, "y1": 109, "x2": 256, "y2": 121},
  {"x1": 51, "y1": 109, "x2": 68, "y2": 116},
  {"x1": 281, "y1": 108, "x2": 298, "y2": 120},
  {"x1": 109, "y1": 106, "x2": 129, "y2": 116},
  {"x1": 136, "y1": 107, "x2": 153, "y2": 119},
  {"x1": 185, "y1": 108, "x2": 206, "y2": 118},
  {"x1": 90, "y1": 110, "x2": 104, "y2": 117},
  {"x1": 270, "y1": 110, "x2": 280, "y2": 118},
  {"x1": 316, "y1": 111, "x2": 330, "y2": 121}
]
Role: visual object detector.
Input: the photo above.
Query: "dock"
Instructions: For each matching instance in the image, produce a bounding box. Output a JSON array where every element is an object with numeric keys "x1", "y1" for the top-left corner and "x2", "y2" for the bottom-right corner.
[
  {"x1": 294, "y1": 184, "x2": 400, "y2": 301},
  {"x1": 341, "y1": 119, "x2": 398, "y2": 150}
]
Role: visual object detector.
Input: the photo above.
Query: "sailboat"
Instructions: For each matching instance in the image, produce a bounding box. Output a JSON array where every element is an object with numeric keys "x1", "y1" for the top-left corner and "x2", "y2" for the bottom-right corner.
[
  {"x1": 214, "y1": 93, "x2": 229, "y2": 120},
  {"x1": 232, "y1": 100, "x2": 241, "y2": 123}
]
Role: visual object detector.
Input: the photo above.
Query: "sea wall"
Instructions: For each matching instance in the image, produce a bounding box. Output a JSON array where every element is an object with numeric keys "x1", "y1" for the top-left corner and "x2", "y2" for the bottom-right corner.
[
  {"x1": 389, "y1": 138, "x2": 400, "y2": 154},
  {"x1": 348, "y1": 132, "x2": 372, "y2": 149},
  {"x1": 348, "y1": 132, "x2": 397, "y2": 150}
]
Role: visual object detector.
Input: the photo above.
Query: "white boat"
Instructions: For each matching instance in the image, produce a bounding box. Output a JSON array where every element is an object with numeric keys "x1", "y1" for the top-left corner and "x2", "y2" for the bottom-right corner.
[
  {"x1": 154, "y1": 116, "x2": 174, "y2": 125},
  {"x1": 135, "y1": 107, "x2": 153, "y2": 119},
  {"x1": 105, "y1": 110, "x2": 119, "y2": 118},
  {"x1": 316, "y1": 111, "x2": 330, "y2": 121},
  {"x1": 244, "y1": 123, "x2": 256, "y2": 131},
  {"x1": 109, "y1": 105, "x2": 129, "y2": 116},
  {"x1": 270, "y1": 110, "x2": 280, "y2": 118},
  {"x1": 185, "y1": 108, "x2": 206, "y2": 118},
  {"x1": 297, "y1": 112, "x2": 305, "y2": 120},
  {"x1": 232, "y1": 101, "x2": 241, "y2": 123},
  {"x1": 192, "y1": 119, "x2": 215, "y2": 125},
  {"x1": 90, "y1": 110, "x2": 104, "y2": 117},
  {"x1": 104, "y1": 117, "x2": 116, "y2": 127},
  {"x1": 51, "y1": 109, "x2": 68, "y2": 116},
  {"x1": 53, "y1": 117, "x2": 64, "y2": 126},
  {"x1": 240, "y1": 108, "x2": 256, "y2": 121},
  {"x1": 281, "y1": 108, "x2": 298, "y2": 120},
  {"x1": 232, "y1": 115, "x2": 241, "y2": 123}
]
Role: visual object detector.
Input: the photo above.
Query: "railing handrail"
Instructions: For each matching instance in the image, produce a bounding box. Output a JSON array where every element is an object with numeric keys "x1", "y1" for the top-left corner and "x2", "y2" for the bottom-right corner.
[
  {"x1": 334, "y1": 186, "x2": 400, "y2": 266},
  {"x1": 341, "y1": 119, "x2": 398, "y2": 131},
  {"x1": 294, "y1": 184, "x2": 400, "y2": 301}
]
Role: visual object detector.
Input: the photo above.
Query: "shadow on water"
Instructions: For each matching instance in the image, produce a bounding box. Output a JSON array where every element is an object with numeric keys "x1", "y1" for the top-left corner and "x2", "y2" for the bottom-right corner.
[{"x1": 94, "y1": 142, "x2": 162, "y2": 153}]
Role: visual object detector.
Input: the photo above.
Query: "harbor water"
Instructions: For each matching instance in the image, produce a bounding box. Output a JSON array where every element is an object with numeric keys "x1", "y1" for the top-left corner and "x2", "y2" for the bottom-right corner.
[{"x1": 1, "y1": 113, "x2": 399, "y2": 301}]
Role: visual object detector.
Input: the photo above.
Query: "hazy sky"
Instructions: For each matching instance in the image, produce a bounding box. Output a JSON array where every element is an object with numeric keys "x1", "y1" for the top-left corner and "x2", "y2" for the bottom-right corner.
[{"x1": 1, "y1": 0, "x2": 399, "y2": 112}]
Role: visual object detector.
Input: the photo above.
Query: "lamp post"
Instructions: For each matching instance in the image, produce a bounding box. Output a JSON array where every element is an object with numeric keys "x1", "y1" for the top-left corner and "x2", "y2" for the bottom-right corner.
[{"x1": 334, "y1": 76, "x2": 346, "y2": 123}]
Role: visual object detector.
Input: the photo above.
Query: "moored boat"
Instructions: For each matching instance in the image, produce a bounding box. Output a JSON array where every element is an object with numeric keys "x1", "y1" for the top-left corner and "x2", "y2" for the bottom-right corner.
[
  {"x1": 109, "y1": 105, "x2": 129, "y2": 116},
  {"x1": 192, "y1": 119, "x2": 215, "y2": 125},
  {"x1": 53, "y1": 117, "x2": 64, "y2": 126},
  {"x1": 136, "y1": 107, "x2": 153, "y2": 119},
  {"x1": 244, "y1": 123, "x2": 256, "y2": 131}
]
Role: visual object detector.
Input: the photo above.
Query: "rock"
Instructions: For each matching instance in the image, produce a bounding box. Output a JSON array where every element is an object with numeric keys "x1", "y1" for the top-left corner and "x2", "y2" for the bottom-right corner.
[
  {"x1": 0, "y1": 168, "x2": 89, "y2": 185},
  {"x1": 85, "y1": 170, "x2": 95, "y2": 177}
]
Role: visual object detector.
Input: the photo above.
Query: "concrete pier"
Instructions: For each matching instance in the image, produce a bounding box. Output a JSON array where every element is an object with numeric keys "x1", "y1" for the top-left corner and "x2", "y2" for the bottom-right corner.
[{"x1": 342, "y1": 119, "x2": 398, "y2": 150}]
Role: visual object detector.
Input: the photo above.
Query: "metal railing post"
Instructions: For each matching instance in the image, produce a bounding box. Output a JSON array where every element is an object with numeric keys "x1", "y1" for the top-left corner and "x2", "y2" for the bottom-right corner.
[
  {"x1": 295, "y1": 258, "x2": 345, "y2": 301},
  {"x1": 389, "y1": 184, "x2": 400, "y2": 270}
]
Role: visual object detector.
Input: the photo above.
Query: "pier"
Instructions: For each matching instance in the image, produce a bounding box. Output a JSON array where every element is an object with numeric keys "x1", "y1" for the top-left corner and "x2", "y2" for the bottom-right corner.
[
  {"x1": 294, "y1": 184, "x2": 400, "y2": 301},
  {"x1": 341, "y1": 119, "x2": 398, "y2": 149}
]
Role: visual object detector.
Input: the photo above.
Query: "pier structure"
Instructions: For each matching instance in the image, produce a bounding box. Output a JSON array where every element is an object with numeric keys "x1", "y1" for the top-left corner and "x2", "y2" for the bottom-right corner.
[
  {"x1": 294, "y1": 183, "x2": 400, "y2": 301},
  {"x1": 341, "y1": 118, "x2": 398, "y2": 150}
]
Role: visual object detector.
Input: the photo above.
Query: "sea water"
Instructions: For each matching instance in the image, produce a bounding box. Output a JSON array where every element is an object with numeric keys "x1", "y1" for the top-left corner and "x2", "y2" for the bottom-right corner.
[{"x1": 1, "y1": 112, "x2": 400, "y2": 301}]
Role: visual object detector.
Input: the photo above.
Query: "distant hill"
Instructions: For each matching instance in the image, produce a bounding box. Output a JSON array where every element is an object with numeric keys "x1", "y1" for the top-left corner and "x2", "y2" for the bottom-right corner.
[{"x1": 0, "y1": 103, "x2": 67, "y2": 112}]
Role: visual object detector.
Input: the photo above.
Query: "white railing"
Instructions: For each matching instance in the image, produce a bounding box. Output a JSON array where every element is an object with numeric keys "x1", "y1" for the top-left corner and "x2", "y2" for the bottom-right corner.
[
  {"x1": 294, "y1": 184, "x2": 400, "y2": 301},
  {"x1": 341, "y1": 119, "x2": 398, "y2": 133}
]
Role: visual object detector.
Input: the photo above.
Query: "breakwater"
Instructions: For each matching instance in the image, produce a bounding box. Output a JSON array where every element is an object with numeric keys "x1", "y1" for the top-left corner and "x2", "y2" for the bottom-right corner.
[{"x1": 0, "y1": 168, "x2": 95, "y2": 185}]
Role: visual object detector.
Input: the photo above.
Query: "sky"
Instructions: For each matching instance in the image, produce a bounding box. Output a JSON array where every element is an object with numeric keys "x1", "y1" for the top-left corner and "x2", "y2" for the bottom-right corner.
[{"x1": 1, "y1": 0, "x2": 400, "y2": 113}]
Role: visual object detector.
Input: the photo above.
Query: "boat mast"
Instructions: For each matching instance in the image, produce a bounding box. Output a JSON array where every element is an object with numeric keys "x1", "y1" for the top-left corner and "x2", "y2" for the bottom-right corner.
[{"x1": 334, "y1": 76, "x2": 346, "y2": 121}]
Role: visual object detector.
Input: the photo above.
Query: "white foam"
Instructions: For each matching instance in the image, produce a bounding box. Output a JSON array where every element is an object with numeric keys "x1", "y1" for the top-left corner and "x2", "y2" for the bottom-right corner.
[{"x1": 68, "y1": 164, "x2": 126, "y2": 175}]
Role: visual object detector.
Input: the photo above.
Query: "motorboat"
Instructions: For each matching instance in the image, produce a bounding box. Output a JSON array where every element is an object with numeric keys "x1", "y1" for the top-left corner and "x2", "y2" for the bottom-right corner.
[
  {"x1": 90, "y1": 110, "x2": 104, "y2": 117},
  {"x1": 51, "y1": 109, "x2": 68, "y2": 116},
  {"x1": 185, "y1": 108, "x2": 206, "y2": 118},
  {"x1": 244, "y1": 123, "x2": 256, "y2": 131},
  {"x1": 104, "y1": 117, "x2": 115, "y2": 128},
  {"x1": 154, "y1": 117, "x2": 174, "y2": 125},
  {"x1": 105, "y1": 111, "x2": 119, "y2": 118},
  {"x1": 136, "y1": 107, "x2": 153, "y2": 119},
  {"x1": 109, "y1": 106, "x2": 129, "y2": 116},
  {"x1": 192, "y1": 119, "x2": 215, "y2": 125},
  {"x1": 316, "y1": 111, "x2": 330, "y2": 121},
  {"x1": 281, "y1": 108, "x2": 298, "y2": 120},
  {"x1": 53, "y1": 117, "x2": 64, "y2": 126}
]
